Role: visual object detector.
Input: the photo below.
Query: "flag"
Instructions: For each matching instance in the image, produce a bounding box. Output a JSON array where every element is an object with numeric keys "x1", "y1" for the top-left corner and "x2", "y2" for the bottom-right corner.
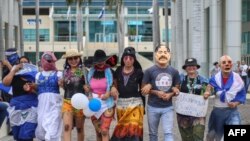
[
  {"x1": 49, "y1": 4, "x2": 54, "y2": 19},
  {"x1": 0, "y1": 83, "x2": 12, "y2": 95},
  {"x1": 98, "y1": 7, "x2": 105, "y2": 19},
  {"x1": 148, "y1": 7, "x2": 153, "y2": 14},
  {"x1": 67, "y1": 6, "x2": 71, "y2": 20}
]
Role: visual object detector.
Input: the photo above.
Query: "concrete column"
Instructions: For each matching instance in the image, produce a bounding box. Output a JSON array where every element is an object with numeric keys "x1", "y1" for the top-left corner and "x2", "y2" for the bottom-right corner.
[
  {"x1": 7, "y1": 0, "x2": 14, "y2": 48},
  {"x1": 226, "y1": 0, "x2": 242, "y2": 61},
  {"x1": 170, "y1": 0, "x2": 176, "y2": 67},
  {"x1": 175, "y1": 0, "x2": 184, "y2": 71},
  {"x1": 190, "y1": 0, "x2": 207, "y2": 76},
  {"x1": 209, "y1": 0, "x2": 222, "y2": 71},
  {"x1": 85, "y1": 4, "x2": 89, "y2": 57},
  {"x1": 182, "y1": 0, "x2": 187, "y2": 62}
]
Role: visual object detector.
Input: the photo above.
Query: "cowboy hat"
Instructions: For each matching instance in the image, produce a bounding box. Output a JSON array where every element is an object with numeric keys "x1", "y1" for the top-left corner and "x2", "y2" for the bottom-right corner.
[{"x1": 62, "y1": 49, "x2": 82, "y2": 59}]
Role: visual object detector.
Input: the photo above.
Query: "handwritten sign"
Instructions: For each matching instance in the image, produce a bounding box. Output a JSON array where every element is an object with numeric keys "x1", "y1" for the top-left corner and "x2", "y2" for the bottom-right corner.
[{"x1": 174, "y1": 92, "x2": 208, "y2": 117}]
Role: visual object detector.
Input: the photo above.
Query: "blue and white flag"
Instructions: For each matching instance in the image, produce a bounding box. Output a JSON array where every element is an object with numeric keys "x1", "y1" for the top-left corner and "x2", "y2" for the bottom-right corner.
[
  {"x1": 98, "y1": 7, "x2": 105, "y2": 19},
  {"x1": 0, "y1": 83, "x2": 12, "y2": 95},
  {"x1": 49, "y1": 4, "x2": 54, "y2": 19},
  {"x1": 209, "y1": 71, "x2": 246, "y2": 104},
  {"x1": 15, "y1": 63, "x2": 38, "y2": 82},
  {"x1": 148, "y1": 7, "x2": 153, "y2": 14},
  {"x1": 67, "y1": 6, "x2": 71, "y2": 20}
]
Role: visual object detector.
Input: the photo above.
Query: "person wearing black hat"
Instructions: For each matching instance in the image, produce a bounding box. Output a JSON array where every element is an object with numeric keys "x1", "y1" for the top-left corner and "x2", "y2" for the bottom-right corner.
[
  {"x1": 86, "y1": 49, "x2": 117, "y2": 141},
  {"x1": 176, "y1": 58, "x2": 210, "y2": 141},
  {"x1": 141, "y1": 45, "x2": 180, "y2": 141},
  {"x1": 111, "y1": 47, "x2": 144, "y2": 141}
]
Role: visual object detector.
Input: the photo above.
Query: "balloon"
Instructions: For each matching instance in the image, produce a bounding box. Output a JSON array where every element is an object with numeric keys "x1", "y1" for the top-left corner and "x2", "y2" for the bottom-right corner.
[
  {"x1": 83, "y1": 107, "x2": 95, "y2": 117},
  {"x1": 89, "y1": 98, "x2": 101, "y2": 112},
  {"x1": 71, "y1": 93, "x2": 89, "y2": 110}
]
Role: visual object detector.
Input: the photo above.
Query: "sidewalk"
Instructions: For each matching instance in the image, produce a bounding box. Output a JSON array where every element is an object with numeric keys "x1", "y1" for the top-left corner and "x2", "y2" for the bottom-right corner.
[{"x1": 1, "y1": 97, "x2": 250, "y2": 141}]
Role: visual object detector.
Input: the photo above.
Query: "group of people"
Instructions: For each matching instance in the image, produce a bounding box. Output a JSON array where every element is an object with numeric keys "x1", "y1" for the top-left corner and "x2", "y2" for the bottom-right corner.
[{"x1": 0, "y1": 45, "x2": 247, "y2": 141}]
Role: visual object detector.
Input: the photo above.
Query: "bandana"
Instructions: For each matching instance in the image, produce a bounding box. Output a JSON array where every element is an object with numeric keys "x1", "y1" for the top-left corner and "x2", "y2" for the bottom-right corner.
[{"x1": 41, "y1": 52, "x2": 57, "y2": 71}]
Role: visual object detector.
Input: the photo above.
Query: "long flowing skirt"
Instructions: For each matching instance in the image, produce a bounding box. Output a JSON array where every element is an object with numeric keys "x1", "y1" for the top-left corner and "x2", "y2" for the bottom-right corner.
[
  {"x1": 111, "y1": 97, "x2": 144, "y2": 141},
  {"x1": 35, "y1": 93, "x2": 63, "y2": 141}
]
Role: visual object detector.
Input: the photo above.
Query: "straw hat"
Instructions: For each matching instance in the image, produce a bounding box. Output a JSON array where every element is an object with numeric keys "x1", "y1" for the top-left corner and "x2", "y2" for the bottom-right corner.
[{"x1": 62, "y1": 49, "x2": 82, "y2": 59}]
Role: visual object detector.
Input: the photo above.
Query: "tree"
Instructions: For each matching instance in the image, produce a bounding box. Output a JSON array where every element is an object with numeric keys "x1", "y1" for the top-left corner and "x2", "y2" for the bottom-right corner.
[
  {"x1": 105, "y1": 0, "x2": 124, "y2": 59},
  {"x1": 66, "y1": 0, "x2": 92, "y2": 52}
]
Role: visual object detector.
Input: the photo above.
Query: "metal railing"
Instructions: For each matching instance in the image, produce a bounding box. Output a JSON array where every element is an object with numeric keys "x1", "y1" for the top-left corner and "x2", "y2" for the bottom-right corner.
[{"x1": 54, "y1": 36, "x2": 77, "y2": 42}]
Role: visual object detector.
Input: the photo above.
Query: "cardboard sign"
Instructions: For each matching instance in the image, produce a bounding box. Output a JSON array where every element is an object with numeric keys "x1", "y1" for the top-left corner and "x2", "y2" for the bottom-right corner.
[{"x1": 175, "y1": 92, "x2": 208, "y2": 117}]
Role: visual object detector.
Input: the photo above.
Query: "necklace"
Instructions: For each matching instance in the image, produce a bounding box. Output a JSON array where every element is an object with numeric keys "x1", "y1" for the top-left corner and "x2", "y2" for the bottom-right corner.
[{"x1": 186, "y1": 77, "x2": 197, "y2": 94}]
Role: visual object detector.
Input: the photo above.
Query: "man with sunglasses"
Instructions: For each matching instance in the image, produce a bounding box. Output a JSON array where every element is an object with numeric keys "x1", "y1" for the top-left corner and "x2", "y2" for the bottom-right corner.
[{"x1": 206, "y1": 55, "x2": 246, "y2": 141}]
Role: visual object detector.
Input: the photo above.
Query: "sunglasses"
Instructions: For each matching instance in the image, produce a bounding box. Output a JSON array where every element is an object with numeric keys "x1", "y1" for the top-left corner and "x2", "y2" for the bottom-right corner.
[{"x1": 68, "y1": 56, "x2": 79, "y2": 61}]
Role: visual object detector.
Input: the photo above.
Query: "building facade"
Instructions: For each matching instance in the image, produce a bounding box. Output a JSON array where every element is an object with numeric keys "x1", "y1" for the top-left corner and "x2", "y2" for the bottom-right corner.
[
  {"x1": 22, "y1": 0, "x2": 170, "y2": 63},
  {"x1": 0, "y1": 0, "x2": 21, "y2": 58},
  {"x1": 171, "y1": 0, "x2": 248, "y2": 76},
  {"x1": 242, "y1": 0, "x2": 250, "y2": 63}
]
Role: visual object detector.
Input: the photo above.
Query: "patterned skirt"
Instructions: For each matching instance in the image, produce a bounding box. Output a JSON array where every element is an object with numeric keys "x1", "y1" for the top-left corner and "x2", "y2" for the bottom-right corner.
[{"x1": 111, "y1": 97, "x2": 144, "y2": 141}]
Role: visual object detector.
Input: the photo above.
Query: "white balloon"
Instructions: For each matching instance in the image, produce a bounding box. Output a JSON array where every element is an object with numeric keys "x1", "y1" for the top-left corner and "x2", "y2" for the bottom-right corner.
[
  {"x1": 83, "y1": 107, "x2": 95, "y2": 117},
  {"x1": 71, "y1": 93, "x2": 89, "y2": 110}
]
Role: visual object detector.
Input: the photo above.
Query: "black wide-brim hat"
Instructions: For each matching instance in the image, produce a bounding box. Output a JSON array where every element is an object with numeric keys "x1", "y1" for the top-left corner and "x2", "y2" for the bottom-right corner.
[
  {"x1": 92, "y1": 49, "x2": 118, "y2": 67},
  {"x1": 182, "y1": 58, "x2": 200, "y2": 70}
]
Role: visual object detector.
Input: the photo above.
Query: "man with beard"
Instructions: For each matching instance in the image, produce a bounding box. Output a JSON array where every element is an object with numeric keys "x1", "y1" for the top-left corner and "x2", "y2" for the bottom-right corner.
[
  {"x1": 206, "y1": 55, "x2": 246, "y2": 141},
  {"x1": 141, "y1": 45, "x2": 180, "y2": 141}
]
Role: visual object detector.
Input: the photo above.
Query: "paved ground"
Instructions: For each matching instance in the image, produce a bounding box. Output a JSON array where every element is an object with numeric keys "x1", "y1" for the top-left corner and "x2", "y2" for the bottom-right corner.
[{"x1": 1, "y1": 96, "x2": 250, "y2": 141}]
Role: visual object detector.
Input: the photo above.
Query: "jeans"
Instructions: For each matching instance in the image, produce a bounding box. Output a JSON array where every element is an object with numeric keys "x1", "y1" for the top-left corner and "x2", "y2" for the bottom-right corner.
[
  {"x1": 206, "y1": 107, "x2": 241, "y2": 141},
  {"x1": 0, "y1": 102, "x2": 8, "y2": 128},
  {"x1": 147, "y1": 105, "x2": 174, "y2": 141}
]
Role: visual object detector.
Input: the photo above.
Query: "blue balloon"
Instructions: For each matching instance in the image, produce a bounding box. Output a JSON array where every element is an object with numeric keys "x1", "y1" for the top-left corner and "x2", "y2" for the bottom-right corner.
[{"x1": 89, "y1": 98, "x2": 101, "y2": 112}]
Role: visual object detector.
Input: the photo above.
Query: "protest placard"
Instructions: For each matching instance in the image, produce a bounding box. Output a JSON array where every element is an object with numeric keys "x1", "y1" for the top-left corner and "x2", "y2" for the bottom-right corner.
[{"x1": 175, "y1": 92, "x2": 208, "y2": 117}]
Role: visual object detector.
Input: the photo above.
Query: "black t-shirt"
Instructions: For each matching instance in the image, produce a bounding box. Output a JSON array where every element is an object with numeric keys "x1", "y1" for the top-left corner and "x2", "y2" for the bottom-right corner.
[
  {"x1": 11, "y1": 76, "x2": 32, "y2": 97},
  {"x1": 115, "y1": 66, "x2": 143, "y2": 98}
]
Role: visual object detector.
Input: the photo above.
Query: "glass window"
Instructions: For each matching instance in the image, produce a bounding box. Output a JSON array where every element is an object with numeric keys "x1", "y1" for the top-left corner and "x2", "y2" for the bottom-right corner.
[
  {"x1": 127, "y1": 7, "x2": 151, "y2": 14},
  {"x1": 127, "y1": 21, "x2": 152, "y2": 42},
  {"x1": 242, "y1": 0, "x2": 250, "y2": 22},
  {"x1": 23, "y1": 29, "x2": 49, "y2": 42},
  {"x1": 54, "y1": 21, "x2": 84, "y2": 41},
  {"x1": 89, "y1": 7, "x2": 115, "y2": 14},
  {"x1": 242, "y1": 32, "x2": 250, "y2": 54},
  {"x1": 54, "y1": 8, "x2": 77, "y2": 14},
  {"x1": 162, "y1": 29, "x2": 171, "y2": 42},
  {"x1": 89, "y1": 21, "x2": 117, "y2": 42}
]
